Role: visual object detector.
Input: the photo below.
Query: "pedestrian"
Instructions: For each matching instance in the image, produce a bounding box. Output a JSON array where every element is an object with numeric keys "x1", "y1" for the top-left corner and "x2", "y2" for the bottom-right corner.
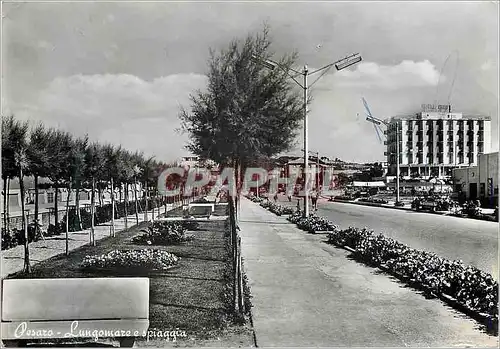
[
  {"x1": 311, "y1": 188, "x2": 318, "y2": 211},
  {"x1": 287, "y1": 193, "x2": 292, "y2": 202},
  {"x1": 273, "y1": 192, "x2": 278, "y2": 202}
]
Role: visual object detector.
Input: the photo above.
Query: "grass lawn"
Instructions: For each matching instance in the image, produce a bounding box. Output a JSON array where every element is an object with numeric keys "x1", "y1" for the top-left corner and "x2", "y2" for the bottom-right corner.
[{"x1": 7, "y1": 218, "x2": 254, "y2": 348}]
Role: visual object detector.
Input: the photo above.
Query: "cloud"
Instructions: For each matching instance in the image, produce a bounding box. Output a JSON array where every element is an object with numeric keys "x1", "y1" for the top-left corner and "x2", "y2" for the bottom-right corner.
[
  {"x1": 332, "y1": 60, "x2": 442, "y2": 89},
  {"x1": 8, "y1": 73, "x2": 208, "y2": 161}
]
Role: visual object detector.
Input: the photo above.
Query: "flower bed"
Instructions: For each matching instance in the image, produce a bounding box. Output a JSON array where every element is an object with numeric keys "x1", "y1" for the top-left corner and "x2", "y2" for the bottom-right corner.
[
  {"x1": 247, "y1": 195, "x2": 265, "y2": 203},
  {"x1": 327, "y1": 227, "x2": 498, "y2": 329},
  {"x1": 288, "y1": 211, "x2": 337, "y2": 233},
  {"x1": 81, "y1": 249, "x2": 179, "y2": 272},
  {"x1": 259, "y1": 201, "x2": 294, "y2": 216},
  {"x1": 132, "y1": 221, "x2": 194, "y2": 245}
]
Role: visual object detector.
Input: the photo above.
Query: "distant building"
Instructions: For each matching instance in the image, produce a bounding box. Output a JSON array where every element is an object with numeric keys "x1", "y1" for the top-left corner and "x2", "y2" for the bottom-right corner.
[
  {"x1": 284, "y1": 156, "x2": 334, "y2": 189},
  {"x1": 1, "y1": 177, "x2": 142, "y2": 215},
  {"x1": 385, "y1": 104, "x2": 492, "y2": 179},
  {"x1": 177, "y1": 156, "x2": 200, "y2": 168},
  {"x1": 452, "y1": 152, "x2": 498, "y2": 207}
]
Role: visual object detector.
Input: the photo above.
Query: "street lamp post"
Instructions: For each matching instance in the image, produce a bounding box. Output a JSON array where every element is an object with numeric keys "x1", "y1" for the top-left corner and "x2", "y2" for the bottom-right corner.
[
  {"x1": 252, "y1": 52, "x2": 362, "y2": 217},
  {"x1": 396, "y1": 121, "x2": 400, "y2": 203},
  {"x1": 303, "y1": 65, "x2": 309, "y2": 216},
  {"x1": 316, "y1": 152, "x2": 320, "y2": 191}
]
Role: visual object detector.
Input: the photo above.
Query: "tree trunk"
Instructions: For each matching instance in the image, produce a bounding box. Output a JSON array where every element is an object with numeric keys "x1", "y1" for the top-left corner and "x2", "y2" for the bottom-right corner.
[
  {"x1": 111, "y1": 178, "x2": 115, "y2": 237},
  {"x1": 228, "y1": 195, "x2": 237, "y2": 313},
  {"x1": 33, "y1": 175, "x2": 39, "y2": 226},
  {"x1": 124, "y1": 183, "x2": 129, "y2": 229},
  {"x1": 98, "y1": 185, "x2": 103, "y2": 207},
  {"x1": 238, "y1": 161, "x2": 242, "y2": 222},
  {"x1": 54, "y1": 183, "x2": 59, "y2": 230},
  {"x1": 233, "y1": 159, "x2": 239, "y2": 221},
  {"x1": 19, "y1": 170, "x2": 30, "y2": 273},
  {"x1": 75, "y1": 180, "x2": 82, "y2": 231},
  {"x1": 134, "y1": 178, "x2": 139, "y2": 225},
  {"x1": 6, "y1": 178, "x2": 10, "y2": 230},
  {"x1": 144, "y1": 181, "x2": 148, "y2": 221},
  {"x1": 65, "y1": 178, "x2": 72, "y2": 256},
  {"x1": 90, "y1": 177, "x2": 96, "y2": 246},
  {"x1": 3, "y1": 176, "x2": 8, "y2": 230}
]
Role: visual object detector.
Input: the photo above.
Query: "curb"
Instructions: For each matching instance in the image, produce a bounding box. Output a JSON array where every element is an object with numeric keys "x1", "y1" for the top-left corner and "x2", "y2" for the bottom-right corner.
[
  {"x1": 331, "y1": 199, "x2": 413, "y2": 211},
  {"x1": 239, "y1": 257, "x2": 258, "y2": 348}
]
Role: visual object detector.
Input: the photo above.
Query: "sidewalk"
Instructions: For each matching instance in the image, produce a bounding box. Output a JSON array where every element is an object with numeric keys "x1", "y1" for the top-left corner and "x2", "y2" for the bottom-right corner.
[
  {"x1": 238, "y1": 197, "x2": 498, "y2": 347},
  {"x1": 1, "y1": 207, "x2": 168, "y2": 279}
]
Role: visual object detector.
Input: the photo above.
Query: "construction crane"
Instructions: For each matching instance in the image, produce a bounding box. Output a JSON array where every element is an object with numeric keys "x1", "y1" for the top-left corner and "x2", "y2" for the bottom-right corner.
[
  {"x1": 434, "y1": 50, "x2": 460, "y2": 107},
  {"x1": 361, "y1": 97, "x2": 400, "y2": 203}
]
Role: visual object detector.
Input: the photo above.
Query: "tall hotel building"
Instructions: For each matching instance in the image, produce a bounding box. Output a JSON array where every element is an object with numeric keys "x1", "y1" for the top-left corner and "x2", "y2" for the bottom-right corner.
[{"x1": 385, "y1": 104, "x2": 491, "y2": 178}]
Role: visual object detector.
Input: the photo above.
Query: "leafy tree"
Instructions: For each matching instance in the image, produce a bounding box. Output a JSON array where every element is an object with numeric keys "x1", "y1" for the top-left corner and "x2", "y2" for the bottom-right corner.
[
  {"x1": 46, "y1": 130, "x2": 73, "y2": 231},
  {"x1": 16, "y1": 147, "x2": 31, "y2": 273},
  {"x1": 72, "y1": 136, "x2": 89, "y2": 232},
  {"x1": 179, "y1": 26, "x2": 305, "y2": 215},
  {"x1": 2, "y1": 116, "x2": 31, "y2": 271},
  {"x1": 84, "y1": 142, "x2": 105, "y2": 245},
  {"x1": 334, "y1": 173, "x2": 350, "y2": 189},
  {"x1": 63, "y1": 135, "x2": 88, "y2": 255},
  {"x1": 369, "y1": 162, "x2": 384, "y2": 179},
  {"x1": 102, "y1": 144, "x2": 120, "y2": 237},
  {"x1": 138, "y1": 155, "x2": 155, "y2": 221},
  {"x1": 1, "y1": 116, "x2": 18, "y2": 230},
  {"x1": 26, "y1": 124, "x2": 54, "y2": 228},
  {"x1": 131, "y1": 151, "x2": 144, "y2": 225},
  {"x1": 117, "y1": 149, "x2": 136, "y2": 228}
]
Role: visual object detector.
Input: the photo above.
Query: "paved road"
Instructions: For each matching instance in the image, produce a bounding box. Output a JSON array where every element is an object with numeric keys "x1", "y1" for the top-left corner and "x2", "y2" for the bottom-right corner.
[
  {"x1": 239, "y1": 198, "x2": 498, "y2": 347},
  {"x1": 277, "y1": 195, "x2": 498, "y2": 277}
]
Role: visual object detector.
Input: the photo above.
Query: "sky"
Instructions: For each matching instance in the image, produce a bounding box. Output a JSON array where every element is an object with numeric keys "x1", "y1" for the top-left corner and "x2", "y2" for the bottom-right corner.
[{"x1": 2, "y1": 0, "x2": 499, "y2": 164}]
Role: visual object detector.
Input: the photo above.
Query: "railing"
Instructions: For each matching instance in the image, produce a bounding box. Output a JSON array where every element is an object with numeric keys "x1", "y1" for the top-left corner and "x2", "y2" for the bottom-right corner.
[
  {"x1": 1, "y1": 195, "x2": 187, "y2": 231},
  {"x1": 228, "y1": 197, "x2": 245, "y2": 317}
]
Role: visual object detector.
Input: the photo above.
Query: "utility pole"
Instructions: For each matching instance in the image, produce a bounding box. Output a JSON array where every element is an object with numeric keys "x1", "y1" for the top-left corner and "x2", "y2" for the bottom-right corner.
[
  {"x1": 316, "y1": 152, "x2": 320, "y2": 191},
  {"x1": 396, "y1": 121, "x2": 400, "y2": 203},
  {"x1": 303, "y1": 65, "x2": 309, "y2": 216}
]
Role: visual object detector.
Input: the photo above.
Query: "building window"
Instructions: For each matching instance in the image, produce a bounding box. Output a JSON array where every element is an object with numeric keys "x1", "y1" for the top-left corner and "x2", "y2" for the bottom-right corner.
[{"x1": 47, "y1": 192, "x2": 54, "y2": 203}]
